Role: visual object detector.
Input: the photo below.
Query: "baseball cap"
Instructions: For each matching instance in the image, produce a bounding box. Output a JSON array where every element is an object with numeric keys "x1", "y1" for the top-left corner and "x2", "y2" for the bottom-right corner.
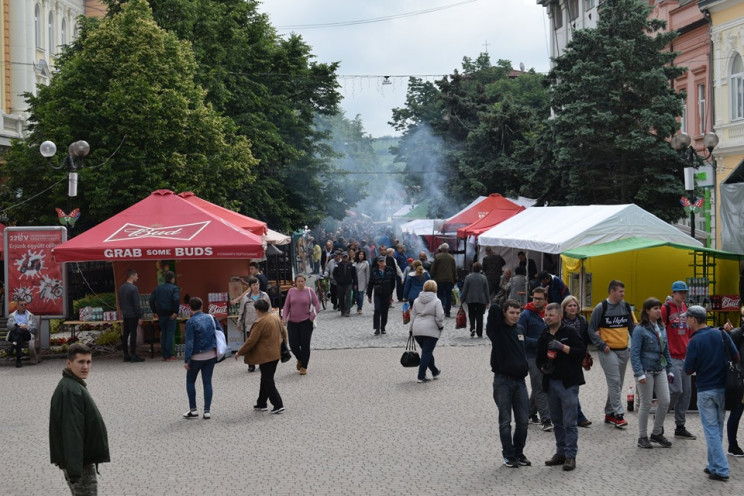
[
  {"x1": 407, "y1": 257, "x2": 414, "y2": 263},
  {"x1": 377, "y1": 256, "x2": 386, "y2": 262},
  {"x1": 341, "y1": 252, "x2": 349, "y2": 258},
  {"x1": 671, "y1": 280, "x2": 688, "y2": 292},
  {"x1": 682, "y1": 305, "x2": 706, "y2": 320}
]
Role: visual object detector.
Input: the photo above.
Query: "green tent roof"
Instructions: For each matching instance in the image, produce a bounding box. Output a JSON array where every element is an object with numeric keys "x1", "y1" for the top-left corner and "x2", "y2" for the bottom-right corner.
[
  {"x1": 562, "y1": 237, "x2": 744, "y2": 261},
  {"x1": 400, "y1": 200, "x2": 429, "y2": 220}
]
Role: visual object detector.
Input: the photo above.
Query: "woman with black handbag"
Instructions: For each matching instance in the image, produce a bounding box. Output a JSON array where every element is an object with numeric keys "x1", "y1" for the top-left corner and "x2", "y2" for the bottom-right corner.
[
  {"x1": 410, "y1": 280, "x2": 444, "y2": 383},
  {"x1": 561, "y1": 296, "x2": 592, "y2": 428},
  {"x1": 235, "y1": 299, "x2": 288, "y2": 414},
  {"x1": 723, "y1": 305, "x2": 744, "y2": 457}
]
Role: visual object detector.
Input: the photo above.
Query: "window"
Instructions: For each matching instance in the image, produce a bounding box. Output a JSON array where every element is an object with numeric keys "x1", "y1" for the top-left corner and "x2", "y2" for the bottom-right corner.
[
  {"x1": 48, "y1": 12, "x2": 54, "y2": 55},
  {"x1": 34, "y1": 4, "x2": 41, "y2": 48},
  {"x1": 569, "y1": 0, "x2": 579, "y2": 20},
  {"x1": 732, "y1": 53, "x2": 744, "y2": 121},
  {"x1": 61, "y1": 19, "x2": 66, "y2": 45},
  {"x1": 552, "y1": 3, "x2": 563, "y2": 29},
  {"x1": 584, "y1": 0, "x2": 595, "y2": 9},
  {"x1": 698, "y1": 83, "x2": 706, "y2": 135}
]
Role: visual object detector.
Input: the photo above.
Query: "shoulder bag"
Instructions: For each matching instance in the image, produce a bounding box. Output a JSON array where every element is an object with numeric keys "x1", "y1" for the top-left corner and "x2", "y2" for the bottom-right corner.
[
  {"x1": 279, "y1": 319, "x2": 292, "y2": 363},
  {"x1": 211, "y1": 316, "x2": 229, "y2": 362},
  {"x1": 307, "y1": 288, "x2": 318, "y2": 329},
  {"x1": 400, "y1": 334, "x2": 421, "y2": 368},
  {"x1": 721, "y1": 330, "x2": 744, "y2": 411}
]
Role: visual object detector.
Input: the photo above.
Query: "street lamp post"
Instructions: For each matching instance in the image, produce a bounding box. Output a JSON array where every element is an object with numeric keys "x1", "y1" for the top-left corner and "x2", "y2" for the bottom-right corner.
[
  {"x1": 39, "y1": 140, "x2": 90, "y2": 213},
  {"x1": 670, "y1": 132, "x2": 718, "y2": 240}
]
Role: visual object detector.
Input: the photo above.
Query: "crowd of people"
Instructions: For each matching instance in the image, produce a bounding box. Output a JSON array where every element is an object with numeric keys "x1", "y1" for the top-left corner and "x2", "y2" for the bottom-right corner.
[{"x1": 35, "y1": 226, "x2": 744, "y2": 493}]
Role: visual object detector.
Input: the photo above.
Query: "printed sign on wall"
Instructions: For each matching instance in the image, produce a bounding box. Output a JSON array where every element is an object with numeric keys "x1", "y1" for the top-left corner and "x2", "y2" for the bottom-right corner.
[{"x1": 4, "y1": 227, "x2": 67, "y2": 316}]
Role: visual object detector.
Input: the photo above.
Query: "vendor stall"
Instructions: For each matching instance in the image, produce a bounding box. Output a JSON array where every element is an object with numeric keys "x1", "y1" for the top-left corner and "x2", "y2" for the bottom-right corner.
[
  {"x1": 561, "y1": 237, "x2": 743, "y2": 323},
  {"x1": 52, "y1": 189, "x2": 266, "y2": 354}
]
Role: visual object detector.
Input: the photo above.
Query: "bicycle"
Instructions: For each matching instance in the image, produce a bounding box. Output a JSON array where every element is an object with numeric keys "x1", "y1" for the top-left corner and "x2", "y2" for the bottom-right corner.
[{"x1": 315, "y1": 276, "x2": 328, "y2": 310}]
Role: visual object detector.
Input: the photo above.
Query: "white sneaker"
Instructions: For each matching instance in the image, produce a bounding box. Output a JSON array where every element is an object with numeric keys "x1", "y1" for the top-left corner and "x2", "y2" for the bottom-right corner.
[{"x1": 182, "y1": 410, "x2": 198, "y2": 419}]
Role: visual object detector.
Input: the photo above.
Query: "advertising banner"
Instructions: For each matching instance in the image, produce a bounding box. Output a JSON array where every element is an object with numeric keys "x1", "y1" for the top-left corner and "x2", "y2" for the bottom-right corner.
[{"x1": 4, "y1": 227, "x2": 67, "y2": 317}]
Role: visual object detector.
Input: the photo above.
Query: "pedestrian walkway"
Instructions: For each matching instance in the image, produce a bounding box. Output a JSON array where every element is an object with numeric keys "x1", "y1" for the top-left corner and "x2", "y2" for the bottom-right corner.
[{"x1": 1, "y1": 305, "x2": 741, "y2": 495}]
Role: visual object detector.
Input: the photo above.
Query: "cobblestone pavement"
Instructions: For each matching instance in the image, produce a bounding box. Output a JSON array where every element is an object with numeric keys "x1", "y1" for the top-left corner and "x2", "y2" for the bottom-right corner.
[{"x1": 1, "y1": 303, "x2": 743, "y2": 495}]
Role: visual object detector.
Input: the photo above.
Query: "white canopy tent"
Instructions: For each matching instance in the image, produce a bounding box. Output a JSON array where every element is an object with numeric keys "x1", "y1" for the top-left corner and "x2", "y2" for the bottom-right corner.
[
  {"x1": 400, "y1": 218, "x2": 443, "y2": 236},
  {"x1": 478, "y1": 204, "x2": 702, "y2": 254}
]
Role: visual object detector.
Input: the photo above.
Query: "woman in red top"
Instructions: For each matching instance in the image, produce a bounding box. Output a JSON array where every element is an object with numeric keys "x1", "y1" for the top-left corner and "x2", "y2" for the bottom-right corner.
[{"x1": 282, "y1": 275, "x2": 320, "y2": 375}]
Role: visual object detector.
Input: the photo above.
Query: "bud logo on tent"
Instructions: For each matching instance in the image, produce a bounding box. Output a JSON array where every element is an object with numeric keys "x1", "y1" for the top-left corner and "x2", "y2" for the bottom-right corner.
[{"x1": 104, "y1": 221, "x2": 210, "y2": 242}]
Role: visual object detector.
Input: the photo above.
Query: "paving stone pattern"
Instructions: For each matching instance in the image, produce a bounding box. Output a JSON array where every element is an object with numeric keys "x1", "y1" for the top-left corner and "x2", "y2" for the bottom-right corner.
[{"x1": 1, "y1": 305, "x2": 741, "y2": 495}]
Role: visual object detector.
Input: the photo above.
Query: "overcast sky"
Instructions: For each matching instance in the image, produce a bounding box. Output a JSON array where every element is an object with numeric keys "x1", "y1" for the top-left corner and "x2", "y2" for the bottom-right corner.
[{"x1": 259, "y1": 0, "x2": 550, "y2": 137}]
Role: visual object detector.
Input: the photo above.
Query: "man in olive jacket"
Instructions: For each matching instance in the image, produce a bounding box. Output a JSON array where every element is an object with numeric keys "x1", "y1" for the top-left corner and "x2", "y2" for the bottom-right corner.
[
  {"x1": 429, "y1": 243, "x2": 458, "y2": 317},
  {"x1": 50, "y1": 343, "x2": 110, "y2": 495}
]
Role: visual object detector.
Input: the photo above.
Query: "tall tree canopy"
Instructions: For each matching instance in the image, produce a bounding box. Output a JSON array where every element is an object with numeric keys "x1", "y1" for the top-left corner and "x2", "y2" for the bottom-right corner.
[
  {"x1": 390, "y1": 55, "x2": 549, "y2": 217},
  {"x1": 105, "y1": 0, "x2": 350, "y2": 231},
  {"x1": 1, "y1": 0, "x2": 257, "y2": 231},
  {"x1": 539, "y1": 0, "x2": 686, "y2": 222}
]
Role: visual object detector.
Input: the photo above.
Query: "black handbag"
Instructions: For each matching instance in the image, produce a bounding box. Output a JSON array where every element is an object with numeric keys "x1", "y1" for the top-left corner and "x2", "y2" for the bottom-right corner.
[
  {"x1": 721, "y1": 330, "x2": 744, "y2": 411},
  {"x1": 280, "y1": 338, "x2": 291, "y2": 363},
  {"x1": 400, "y1": 334, "x2": 421, "y2": 368}
]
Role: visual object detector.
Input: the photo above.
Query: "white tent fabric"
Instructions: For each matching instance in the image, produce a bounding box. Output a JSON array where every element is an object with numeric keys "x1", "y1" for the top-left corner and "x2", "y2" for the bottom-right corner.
[
  {"x1": 400, "y1": 219, "x2": 443, "y2": 236},
  {"x1": 264, "y1": 228, "x2": 291, "y2": 245},
  {"x1": 478, "y1": 204, "x2": 702, "y2": 254}
]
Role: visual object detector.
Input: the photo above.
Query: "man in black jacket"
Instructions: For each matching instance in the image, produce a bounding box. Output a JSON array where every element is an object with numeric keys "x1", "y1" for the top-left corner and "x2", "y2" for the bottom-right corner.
[
  {"x1": 50, "y1": 343, "x2": 110, "y2": 494},
  {"x1": 536, "y1": 303, "x2": 586, "y2": 472},
  {"x1": 367, "y1": 256, "x2": 396, "y2": 335},
  {"x1": 149, "y1": 270, "x2": 181, "y2": 361},
  {"x1": 486, "y1": 299, "x2": 530, "y2": 468},
  {"x1": 333, "y1": 252, "x2": 358, "y2": 317}
]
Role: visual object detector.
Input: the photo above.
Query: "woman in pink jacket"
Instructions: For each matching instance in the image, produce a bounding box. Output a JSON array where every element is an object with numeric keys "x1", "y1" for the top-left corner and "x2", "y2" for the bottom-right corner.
[{"x1": 282, "y1": 275, "x2": 320, "y2": 375}]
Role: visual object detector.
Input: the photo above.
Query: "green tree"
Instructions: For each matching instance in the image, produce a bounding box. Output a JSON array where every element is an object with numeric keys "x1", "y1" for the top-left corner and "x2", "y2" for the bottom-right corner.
[
  {"x1": 1, "y1": 0, "x2": 257, "y2": 230},
  {"x1": 390, "y1": 55, "x2": 549, "y2": 217},
  {"x1": 105, "y1": 0, "x2": 349, "y2": 231},
  {"x1": 540, "y1": 0, "x2": 686, "y2": 222}
]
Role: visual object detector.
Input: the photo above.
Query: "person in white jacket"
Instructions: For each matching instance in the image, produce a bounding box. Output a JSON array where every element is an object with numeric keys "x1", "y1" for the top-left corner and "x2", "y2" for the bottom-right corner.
[{"x1": 409, "y1": 280, "x2": 445, "y2": 383}]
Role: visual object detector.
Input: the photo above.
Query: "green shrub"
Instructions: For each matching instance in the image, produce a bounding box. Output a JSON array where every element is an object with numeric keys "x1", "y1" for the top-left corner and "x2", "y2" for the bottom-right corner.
[
  {"x1": 95, "y1": 328, "x2": 121, "y2": 347},
  {"x1": 73, "y1": 293, "x2": 117, "y2": 314},
  {"x1": 50, "y1": 319, "x2": 63, "y2": 335}
]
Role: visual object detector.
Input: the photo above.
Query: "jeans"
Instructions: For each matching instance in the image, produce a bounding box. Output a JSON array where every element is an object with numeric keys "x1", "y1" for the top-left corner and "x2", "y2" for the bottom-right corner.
[
  {"x1": 668, "y1": 357, "x2": 692, "y2": 427},
  {"x1": 467, "y1": 303, "x2": 485, "y2": 336},
  {"x1": 186, "y1": 357, "x2": 217, "y2": 412},
  {"x1": 547, "y1": 379, "x2": 580, "y2": 459},
  {"x1": 492, "y1": 374, "x2": 529, "y2": 460},
  {"x1": 527, "y1": 357, "x2": 550, "y2": 421},
  {"x1": 698, "y1": 389, "x2": 729, "y2": 477},
  {"x1": 337, "y1": 284, "x2": 352, "y2": 315},
  {"x1": 330, "y1": 283, "x2": 338, "y2": 308},
  {"x1": 727, "y1": 401, "x2": 744, "y2": 447},
  {"x1": 437, "y1": 281, "x2": 454, "y2": 316},
  {"x1": 64, "y1": 463, "x2": 97, "y2": 496},
  {"x1": 636, "y1": 371, "x2": 670, "y2": 438},
  {"x1": 356, "y1": 291, "x2": 365, "y2": 311},
  {"x1": 598, "y1": 348, "x2": 629, "y2": 415},
  {"x1": 121, "y1": 317, "x2": 139, "y2": 358},
  {"x1": 159, "y1": 315, "x2": 177, "y2": 359},
  {"x1": 577, "y1": 399, "x2": 588, "y2": 423},
  {"x1": 414, "y1": 335, "x2": 440, "y2": 380},
  {"x1": 257, "y1": 360, "x2": 283, "y2": 409},
  {"x1": 373, "y1": 293, "x2": 391, "y2": 331},
  {"x1": 288, "y1": 319, "x2": 314, "y2": 368}
]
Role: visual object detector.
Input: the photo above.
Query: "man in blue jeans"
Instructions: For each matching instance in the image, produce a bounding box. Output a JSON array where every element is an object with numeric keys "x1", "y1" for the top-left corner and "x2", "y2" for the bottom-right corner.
[
  {"x1": 430, "y1": 243, "x2": 457, "y2": 317},
  {"x1": 684, "y1": 305, "x2": 740, "y2": 482},
  {"x1": 486, "y1": 299, "x2": 530, "y2": 468},
  {"x1": 149, "y1": 270, "x2": 181, "y2": 361}
]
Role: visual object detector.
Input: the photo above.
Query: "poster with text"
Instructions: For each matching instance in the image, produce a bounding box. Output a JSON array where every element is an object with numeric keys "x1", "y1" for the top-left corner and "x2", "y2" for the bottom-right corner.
[{"x1": 4, "y1": 227, "x2": 67, "y2": 317}]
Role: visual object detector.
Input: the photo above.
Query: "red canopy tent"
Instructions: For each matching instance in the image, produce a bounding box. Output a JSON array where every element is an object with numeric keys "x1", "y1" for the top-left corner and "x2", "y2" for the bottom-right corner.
[
  {"x1": 457, "y1": 204, "x2": 525, "y2": 238},
  {"x1": 52, "y1": 189, "x2": 265, "y2": 262},
  {"x1": 177, "y1": 191, "x2": 268, "y2": 236},
  {"x1": 441, "y1": 194, "x2": 522, "y2": 233}
]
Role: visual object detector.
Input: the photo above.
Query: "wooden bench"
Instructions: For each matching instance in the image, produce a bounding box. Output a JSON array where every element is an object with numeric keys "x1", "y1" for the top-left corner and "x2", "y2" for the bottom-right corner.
[{"x1": 0, "y1": 316, "x2": 40, "y2": 365}]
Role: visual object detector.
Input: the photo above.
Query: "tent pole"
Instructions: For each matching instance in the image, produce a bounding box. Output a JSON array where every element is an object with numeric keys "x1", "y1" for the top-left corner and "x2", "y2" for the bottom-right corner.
[{"x1": 580, "y1": 261, "x2": 586, "y2": 311}]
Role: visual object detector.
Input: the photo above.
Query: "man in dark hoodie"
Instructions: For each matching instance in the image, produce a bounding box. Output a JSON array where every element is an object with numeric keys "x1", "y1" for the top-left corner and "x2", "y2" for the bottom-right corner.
[
  {"x1": 519, "y1": 287, "x2": 552, "y2": 431},
  {"x1": 486, "y1": 299, "x2": 530, "y2": 469}
]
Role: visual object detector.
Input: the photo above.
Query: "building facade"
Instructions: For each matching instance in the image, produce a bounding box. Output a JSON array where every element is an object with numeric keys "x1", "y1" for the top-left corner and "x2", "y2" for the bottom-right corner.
[
  {"x1": 537, "y1": 0, "x2": 600, "y2": 63},
  {"x1": 0, "y1": 0, "x2": 104, "y2": 148},
  {"x1": 699, "y1": 0, "x2": 744, "y2": 249}
]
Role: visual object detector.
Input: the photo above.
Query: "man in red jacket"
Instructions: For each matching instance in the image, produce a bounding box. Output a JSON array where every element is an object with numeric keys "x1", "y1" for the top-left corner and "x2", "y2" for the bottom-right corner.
[{"x1": 660, "y1": 280, "x2": 696, "y2": 440}]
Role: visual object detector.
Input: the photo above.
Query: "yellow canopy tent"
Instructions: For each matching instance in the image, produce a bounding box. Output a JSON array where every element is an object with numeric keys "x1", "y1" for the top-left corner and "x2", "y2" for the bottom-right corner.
[{"x1": 561, "y1": 237, "x2": 742, "y2": 321}]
